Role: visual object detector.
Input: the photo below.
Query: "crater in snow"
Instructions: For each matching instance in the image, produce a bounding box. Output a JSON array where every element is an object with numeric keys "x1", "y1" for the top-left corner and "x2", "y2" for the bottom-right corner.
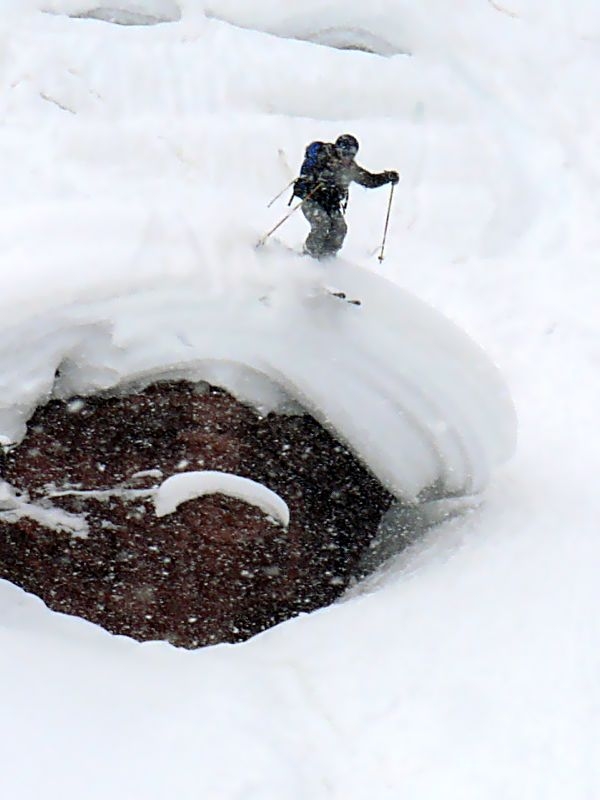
[{"x1": 0, "y1": 380, "x2": 391, "y2": 647}]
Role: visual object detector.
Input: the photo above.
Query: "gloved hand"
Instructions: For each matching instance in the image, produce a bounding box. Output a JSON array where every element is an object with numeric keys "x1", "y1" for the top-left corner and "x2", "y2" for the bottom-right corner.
[{"x1": 385, "y1": 170, "x2": 399, "y2": 185}]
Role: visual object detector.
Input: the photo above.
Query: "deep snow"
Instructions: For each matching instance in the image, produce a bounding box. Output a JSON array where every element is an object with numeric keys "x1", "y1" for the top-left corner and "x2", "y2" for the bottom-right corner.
[{"x1": 1, "y1": 1, "x2": 599, "y2": 799}]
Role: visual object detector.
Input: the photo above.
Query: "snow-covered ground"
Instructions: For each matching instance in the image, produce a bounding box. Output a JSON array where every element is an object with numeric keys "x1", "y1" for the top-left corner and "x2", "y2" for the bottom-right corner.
[{"x1": 1, "y1": 1, "x2": 599, "y2": 798}]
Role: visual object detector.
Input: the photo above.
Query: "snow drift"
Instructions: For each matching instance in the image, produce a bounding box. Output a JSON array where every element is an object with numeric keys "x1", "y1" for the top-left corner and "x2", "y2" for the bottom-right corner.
[
  {"x1": 0, "y1": 245, "x2": 516, "y2": 503},
  {"x1": 4, "y1": 0, "x2": 597, "y2": 798}
]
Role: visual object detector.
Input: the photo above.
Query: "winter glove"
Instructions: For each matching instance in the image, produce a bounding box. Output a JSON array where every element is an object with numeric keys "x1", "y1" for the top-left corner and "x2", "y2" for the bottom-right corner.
[
  {"x1": 292, "y1": 176, "x2": 310, "y2": 200},
  {"x1": 385, "y1": 170, "x2": 399, "y2": 185}
]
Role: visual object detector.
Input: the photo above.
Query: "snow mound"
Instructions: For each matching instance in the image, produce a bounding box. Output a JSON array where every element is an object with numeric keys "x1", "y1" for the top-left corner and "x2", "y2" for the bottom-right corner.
[
  {"x1": 205, "y1": 11, "x2": 403, "y2": 56},
  {"x1": 154, "y1": 470, "x2": 290, "y2": 528},
  {"x1": 0, "y1": 240, "x2": 516, "y2": 503},
  {"x1": 300, "y1": 27, "x2": 402, "y2": 55},
  {"x1": 203, "y1": 2, "x2": 417, "y2": 56}
]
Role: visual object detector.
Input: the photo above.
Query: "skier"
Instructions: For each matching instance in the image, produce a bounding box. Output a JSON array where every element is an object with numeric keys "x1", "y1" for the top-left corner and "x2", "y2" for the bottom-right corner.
[{"x1": 291, "y1": 134, "x2": 399, "y2": 259}]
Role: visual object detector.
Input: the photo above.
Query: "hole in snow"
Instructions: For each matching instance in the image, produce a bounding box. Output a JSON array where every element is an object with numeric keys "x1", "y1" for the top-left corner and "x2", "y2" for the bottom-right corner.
[
  {"x1": 0, "y1": 380, "x2": 395, "y2": 649},
  {"x1": 62, "y1": 3, "x2": 181, "y2": 26}
]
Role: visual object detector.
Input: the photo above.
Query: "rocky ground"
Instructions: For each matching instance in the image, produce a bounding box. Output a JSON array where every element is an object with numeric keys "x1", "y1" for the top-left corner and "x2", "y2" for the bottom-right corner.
[{"x1": 0, "y1": 380, "x2": 393, "y2": 647}]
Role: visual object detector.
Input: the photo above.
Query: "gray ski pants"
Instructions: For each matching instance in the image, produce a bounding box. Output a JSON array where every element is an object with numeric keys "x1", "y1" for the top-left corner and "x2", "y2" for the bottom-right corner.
[{"x1": 301, "y1": 201, "x2": 347, "y2": 259}]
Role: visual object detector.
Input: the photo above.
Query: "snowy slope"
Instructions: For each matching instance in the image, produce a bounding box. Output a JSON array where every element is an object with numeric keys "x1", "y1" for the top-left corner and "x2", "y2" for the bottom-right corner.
[
  {"x1": 0, "y1": 2, "x2": 516, "y2": 498},
  {"x1": 1, "y1": 2, "x2": 599, "y2": 799}
]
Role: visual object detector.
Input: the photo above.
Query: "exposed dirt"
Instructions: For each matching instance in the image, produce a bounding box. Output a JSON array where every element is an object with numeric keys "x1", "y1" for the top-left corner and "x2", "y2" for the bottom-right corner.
[{"x1": 0, "y1": 381, "x2": 393, "y2": 648}]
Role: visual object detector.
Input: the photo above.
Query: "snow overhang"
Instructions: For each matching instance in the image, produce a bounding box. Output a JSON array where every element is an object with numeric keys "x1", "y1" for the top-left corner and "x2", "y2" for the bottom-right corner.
[{"x1": 0, "y1": 254, "x2": 516, "y2": 504}]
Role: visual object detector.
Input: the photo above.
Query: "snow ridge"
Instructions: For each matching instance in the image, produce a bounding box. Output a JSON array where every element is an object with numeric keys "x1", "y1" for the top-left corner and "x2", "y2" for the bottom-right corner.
[{"x1": 154, "y1": 470, "x2": 290, "y2": 527}]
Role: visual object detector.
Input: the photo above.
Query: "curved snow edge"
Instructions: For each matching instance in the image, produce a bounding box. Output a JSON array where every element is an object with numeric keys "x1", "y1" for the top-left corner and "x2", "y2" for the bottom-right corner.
[{"x1": 154, "y1": 471, "x2": 290, "y2": 528}]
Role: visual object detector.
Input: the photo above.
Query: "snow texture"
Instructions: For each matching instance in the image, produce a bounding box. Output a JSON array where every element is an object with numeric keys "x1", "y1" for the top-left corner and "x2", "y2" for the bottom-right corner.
[
  {"x1": 0, "y1": 257, "x2": 516, "y2": 502},
  {"x1": 1, "y1": 0, "x2": 599, "y2": 798},
  {"x1": 0, "y1": 480, "x2": 89, "y2": 537},
  {"x1": 154, "y1": 470, "x2": 290, "y2": 527}
]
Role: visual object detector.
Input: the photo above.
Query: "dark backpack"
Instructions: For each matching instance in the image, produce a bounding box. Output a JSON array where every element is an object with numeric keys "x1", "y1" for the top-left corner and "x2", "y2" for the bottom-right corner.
[
  {"x1": 290, "y1": 141, "x2": 334, "y2": 203},
  {"x1": 300, "y1": 141, "x2": 325, "y2": 176}
]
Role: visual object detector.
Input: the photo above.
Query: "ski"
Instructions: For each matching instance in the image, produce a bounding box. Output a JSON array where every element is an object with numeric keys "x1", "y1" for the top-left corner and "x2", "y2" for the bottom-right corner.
[
  {"x1": 328, "y1": 290, "x2": 361, "y2": 306},
  {"x1": 257, "y1": 236, "x2": 305, "y2": 256}
]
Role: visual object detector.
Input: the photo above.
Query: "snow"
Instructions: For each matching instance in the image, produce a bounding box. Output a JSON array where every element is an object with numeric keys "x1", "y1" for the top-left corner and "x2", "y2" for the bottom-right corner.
[
  {"x1": 0, "y1": 480, "x2": 89, "y2": 537},
  {"x1": 1, "y1": 1, "x2": 599, "y2": 798},
  {"x1": 0, "y1": 254, "x2": 515, "y2": 500},
  {"x1": 154, "y1": 470, "x2": 290, "y2": 528}
]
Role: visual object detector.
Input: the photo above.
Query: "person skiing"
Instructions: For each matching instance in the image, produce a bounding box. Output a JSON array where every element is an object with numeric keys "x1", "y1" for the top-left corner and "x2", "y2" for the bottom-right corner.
[{"x1": 291, "y1": 134, "x2": 399, "y2": 259}]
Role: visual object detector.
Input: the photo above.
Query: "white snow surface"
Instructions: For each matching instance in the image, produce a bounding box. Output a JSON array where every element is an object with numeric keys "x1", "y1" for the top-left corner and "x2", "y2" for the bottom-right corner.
[
  {"x1": 0, "y1": 480, "x2": 89, "y2": 537},
  {"x1": 154, "y1": 470, "x2": 290, "y2": 528},
  {"x1": 1, "y1": 1, "x2": 599, "y2": 799}
]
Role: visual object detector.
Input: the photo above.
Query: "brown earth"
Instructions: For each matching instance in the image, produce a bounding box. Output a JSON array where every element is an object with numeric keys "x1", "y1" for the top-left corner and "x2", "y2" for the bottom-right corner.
[{"x1": 0, "y1": 380, "x2": 393, "y2": 648}]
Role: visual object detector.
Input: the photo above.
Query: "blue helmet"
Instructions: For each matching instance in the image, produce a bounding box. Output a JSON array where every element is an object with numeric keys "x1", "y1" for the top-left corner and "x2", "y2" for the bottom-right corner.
[{"x1": 335, "y1": 134, "x2": 359, "y2": 157}]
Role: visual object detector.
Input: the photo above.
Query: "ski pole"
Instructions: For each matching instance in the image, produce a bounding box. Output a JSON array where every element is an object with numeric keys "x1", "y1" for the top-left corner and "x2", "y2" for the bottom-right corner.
[
  {"x1": 378, "y1": 182, "x2": 396, "y2": 263},
  {"x1": 256, "y1": 185, "x2": 320, "y2": 248},
  {"x1": 267, "y1": 179, "x2": 295, "y2": 208}
]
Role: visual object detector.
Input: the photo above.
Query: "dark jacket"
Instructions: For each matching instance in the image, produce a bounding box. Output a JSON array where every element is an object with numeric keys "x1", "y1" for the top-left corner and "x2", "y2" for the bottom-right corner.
[{"x1": 294, "y1": 145, "x2": 390, "y2": 213}]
